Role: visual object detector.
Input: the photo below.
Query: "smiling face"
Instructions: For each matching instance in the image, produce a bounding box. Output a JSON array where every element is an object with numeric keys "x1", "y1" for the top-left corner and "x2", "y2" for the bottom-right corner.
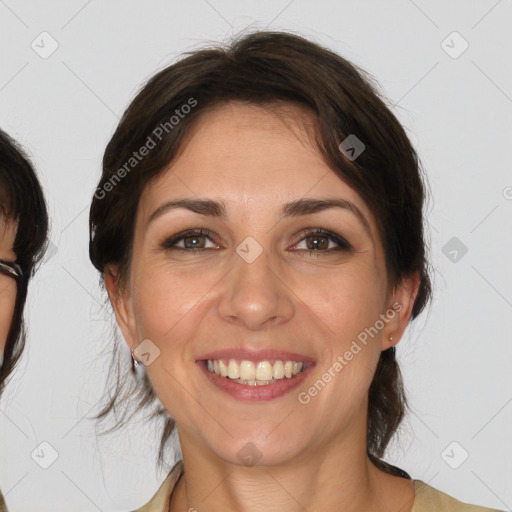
[
  {"x1": 107, "y1": 101, "x2": 418, "y2": 467},
  {"x1": 0, "y1": 215, "x2": 18, "y2": 361}
]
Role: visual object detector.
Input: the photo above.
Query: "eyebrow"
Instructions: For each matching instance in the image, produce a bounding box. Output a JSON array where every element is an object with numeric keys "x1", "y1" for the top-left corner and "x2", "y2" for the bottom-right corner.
[{"x1": 148, "y1": 197, "x2": 372, "y2": 240}]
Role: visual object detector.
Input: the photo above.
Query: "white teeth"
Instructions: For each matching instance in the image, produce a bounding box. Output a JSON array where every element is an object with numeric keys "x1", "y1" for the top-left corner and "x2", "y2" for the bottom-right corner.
[
  {"x1": 255, "y1": 361, "x2": 273, "y2": 380},
  {"x1": 272, "y1": 360, "x2": 285, "y2": 379},
  {"x1": 206, "y1": 358, "x2": 306, "y2": 384},
  {"x1": 239, "y1": 360, "x2": 255, "y2": 380},
  {"x1": 218, "y1": 359, "x2": 228, "y2": 377},
  {"x1": 227, "y1": 359, "x2": 240, "y2": 379}
]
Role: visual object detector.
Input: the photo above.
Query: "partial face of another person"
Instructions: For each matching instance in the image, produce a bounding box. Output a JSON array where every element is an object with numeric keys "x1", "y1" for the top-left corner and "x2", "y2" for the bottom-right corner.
[
  {"x1": 0, "y1": 215, "x2": 18, "y2": 363},
  {"x1": 108, "y1": 102, "x2": 418, "y2": 467}
]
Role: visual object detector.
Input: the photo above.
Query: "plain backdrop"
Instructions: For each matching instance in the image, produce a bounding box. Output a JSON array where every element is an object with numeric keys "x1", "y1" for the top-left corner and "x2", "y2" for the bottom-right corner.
[{"x1": 1, "y1": 0, "x2": 511, "y2": 511}]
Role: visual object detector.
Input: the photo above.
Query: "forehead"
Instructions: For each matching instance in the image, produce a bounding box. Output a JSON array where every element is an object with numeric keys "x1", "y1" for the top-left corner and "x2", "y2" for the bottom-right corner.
[{"x1": 138, "y1": 102, "x2": 376, "y2": 231}]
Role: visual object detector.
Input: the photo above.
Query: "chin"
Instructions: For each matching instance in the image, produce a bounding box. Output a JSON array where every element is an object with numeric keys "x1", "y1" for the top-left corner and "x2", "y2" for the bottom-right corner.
[{"x1": 210, "y1": 435, "x2": 307, "y2": 468}]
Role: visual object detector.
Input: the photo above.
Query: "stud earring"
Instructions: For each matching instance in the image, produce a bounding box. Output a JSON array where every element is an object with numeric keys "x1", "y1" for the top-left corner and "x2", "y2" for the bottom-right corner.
[
  {"x1": 131, "y1": 350, "x2": 140, "y2": 373},
  {"x1": 389, "y1": 336, "x2": 393, "y2": 341}
]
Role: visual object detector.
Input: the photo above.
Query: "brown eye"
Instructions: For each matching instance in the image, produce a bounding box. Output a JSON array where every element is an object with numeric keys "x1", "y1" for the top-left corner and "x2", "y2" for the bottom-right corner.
[
  {"x1": 161, "y1": 229, "x2": 219, "y2": 251},
  {"x1": 292, "y1": 228, "x2": 352, "y2": 256}
]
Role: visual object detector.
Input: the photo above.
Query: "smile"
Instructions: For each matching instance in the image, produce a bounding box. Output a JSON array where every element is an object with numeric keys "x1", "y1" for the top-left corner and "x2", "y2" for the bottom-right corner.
[
  {"x1": 197, "y1": 359, "x2": 315, "y2": 401},
  {"x1": 206, "y1": 358, "x2": 309, "y2": 385}
]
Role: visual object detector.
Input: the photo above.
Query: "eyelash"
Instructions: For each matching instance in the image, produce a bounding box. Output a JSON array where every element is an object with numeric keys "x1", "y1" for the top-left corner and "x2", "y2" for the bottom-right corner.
[{"x1": 160, "y1": 228, "x2": 352, "y2": 257}]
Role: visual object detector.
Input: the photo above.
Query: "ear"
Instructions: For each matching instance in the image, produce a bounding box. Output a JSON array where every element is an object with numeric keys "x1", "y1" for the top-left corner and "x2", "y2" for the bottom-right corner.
[
  {"x1": 104, "y1": 264, "x2": 139, "y2": 352},
  {"x1": 381, "y1": 271, "x2": 421, "y2": 351}
]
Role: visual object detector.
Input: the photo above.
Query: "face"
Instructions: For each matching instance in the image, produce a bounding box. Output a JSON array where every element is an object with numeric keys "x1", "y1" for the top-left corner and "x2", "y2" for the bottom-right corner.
[
  {"x1": 0, "y1": 215, "x2": 18, "y2": 363},
  {"x1": 108, "y1": 102, "x2": 419, "y2": 467}
]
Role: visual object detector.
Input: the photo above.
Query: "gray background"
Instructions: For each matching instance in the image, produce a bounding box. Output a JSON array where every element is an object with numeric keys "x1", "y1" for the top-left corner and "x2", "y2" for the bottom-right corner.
[{"x1": 1, "y1": 0, "x2": 511, "y2": 510}]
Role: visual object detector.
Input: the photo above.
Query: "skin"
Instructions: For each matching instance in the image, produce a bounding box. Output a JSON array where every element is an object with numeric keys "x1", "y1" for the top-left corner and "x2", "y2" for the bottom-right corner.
[
  {"x1": 106, "y1": 101, "x2": 420, "y2": 512},
  {"x1": 0, "y1": 215, "x2": 17, "y2": 359}
]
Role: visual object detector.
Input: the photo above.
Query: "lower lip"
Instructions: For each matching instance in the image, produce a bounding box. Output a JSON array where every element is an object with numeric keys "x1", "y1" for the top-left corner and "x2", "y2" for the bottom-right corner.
[{"x1": 196, "y1": 360, "x2": 315, "y2": 401}]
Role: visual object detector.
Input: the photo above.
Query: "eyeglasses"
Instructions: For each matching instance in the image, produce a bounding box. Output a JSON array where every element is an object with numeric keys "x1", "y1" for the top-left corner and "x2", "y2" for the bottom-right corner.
[{"x1": 0, "y1": 259, "x2": 23, "y2": 281}]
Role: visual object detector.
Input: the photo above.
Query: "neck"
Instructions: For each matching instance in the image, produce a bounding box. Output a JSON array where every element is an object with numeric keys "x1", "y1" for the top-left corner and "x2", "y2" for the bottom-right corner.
[{"x1": 169, "y1": 427, "x2": 415, "y2": 512}]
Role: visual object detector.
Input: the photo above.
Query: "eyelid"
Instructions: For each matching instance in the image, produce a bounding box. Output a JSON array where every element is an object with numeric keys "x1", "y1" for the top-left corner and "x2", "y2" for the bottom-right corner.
[
  {"x1": 160, "y1": 228, "x2": 217, "y2": 250},
  {"x1": 290, "y1": 227, "x2": 351, "y2": 251}
]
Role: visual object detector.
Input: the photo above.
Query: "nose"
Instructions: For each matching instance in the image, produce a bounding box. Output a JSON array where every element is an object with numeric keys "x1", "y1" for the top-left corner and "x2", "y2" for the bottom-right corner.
[{"x1": 217, "y1": 245, "x2": 295, "y2": 330}]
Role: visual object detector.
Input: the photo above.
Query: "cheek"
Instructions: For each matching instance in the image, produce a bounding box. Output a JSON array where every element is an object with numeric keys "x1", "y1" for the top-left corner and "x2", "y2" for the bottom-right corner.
[
  {"x1": 130, "y1": 268, "x2": 216, "y2": 427},
  {"x1": 131, "y1": 265, "x2": 211, "y2": 341},
  {"x1": 295, "y1": 264, "x2": 385, "y2": 401},
  {"x1": 299, "y1": 262, "x2": 386, "y2": 340}
]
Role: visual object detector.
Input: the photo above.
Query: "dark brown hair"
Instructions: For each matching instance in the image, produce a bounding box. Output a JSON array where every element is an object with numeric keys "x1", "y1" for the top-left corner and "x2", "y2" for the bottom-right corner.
[
  {"x1": 89, "y1": 29, "x2": 433, "y2": 474},
  {"x1": 0, "y1": 128, "x2": 49, "y2": 395}
]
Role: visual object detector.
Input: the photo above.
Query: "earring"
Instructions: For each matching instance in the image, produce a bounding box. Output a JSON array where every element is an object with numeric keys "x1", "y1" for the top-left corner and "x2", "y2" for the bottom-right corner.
[
  {"x1": 131, "y1": 350, "x2": 140, "y2": 373},
  {"x1": 389, "y1": 336, "x2": 393, "y2": 341}
]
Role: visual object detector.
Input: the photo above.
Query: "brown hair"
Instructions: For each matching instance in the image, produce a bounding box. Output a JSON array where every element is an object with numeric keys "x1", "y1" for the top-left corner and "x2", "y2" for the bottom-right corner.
[
  {"x1": 0, "y1": 128, "x2": 49, "y2": 395},
  {"x1": 89, "y1": 29, "x2": 433, "y2": 474}
]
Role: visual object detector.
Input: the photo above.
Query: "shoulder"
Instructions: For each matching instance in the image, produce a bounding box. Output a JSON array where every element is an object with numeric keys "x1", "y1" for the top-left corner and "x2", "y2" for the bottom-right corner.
[
  {"x1": 131, "y1": 459, "x2": 184, "y2": 512},
  {"x1": 412, "y1": 480, "x2": 503, "y2": 512}
]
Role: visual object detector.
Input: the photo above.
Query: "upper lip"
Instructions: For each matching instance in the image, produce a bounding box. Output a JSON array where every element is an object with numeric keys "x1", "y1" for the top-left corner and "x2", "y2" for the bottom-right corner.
[{"x1": 196, "y1": 348, "x2": 316, "y2": 363}]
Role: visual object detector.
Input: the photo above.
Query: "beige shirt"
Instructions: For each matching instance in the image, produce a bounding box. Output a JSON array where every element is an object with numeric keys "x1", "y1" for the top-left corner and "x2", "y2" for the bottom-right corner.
[
  {"x1": 132, "y1": 460, "x2": 502, "y2": 512},
  {"x1": 0, "y1": 490, "x2": 7, "y2": 512}
]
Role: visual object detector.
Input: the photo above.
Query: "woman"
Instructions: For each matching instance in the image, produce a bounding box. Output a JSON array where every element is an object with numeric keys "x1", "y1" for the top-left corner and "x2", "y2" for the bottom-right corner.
[
  {"x1": 0, "y1": 129, "x2": 48, "y2": 511},
  {"x1": 89, "y1": 31, "x2": 500, "y2": 511}
]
